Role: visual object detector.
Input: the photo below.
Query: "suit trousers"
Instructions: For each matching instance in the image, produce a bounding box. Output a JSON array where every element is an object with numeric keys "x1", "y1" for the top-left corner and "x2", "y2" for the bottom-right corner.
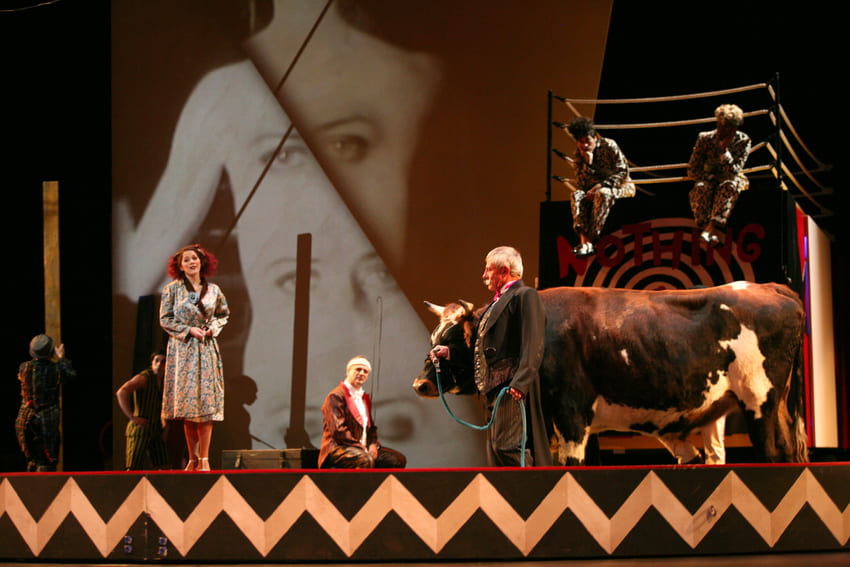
[
  {"x1": 689, "y1": 177, "x2": 745, "y2": 230},
  {"x1": 484, "y1": 389, "x2": 532, "y2": 467},
  {"x1": 321, "y1": 445, "x2": 406, "y2": 469}
]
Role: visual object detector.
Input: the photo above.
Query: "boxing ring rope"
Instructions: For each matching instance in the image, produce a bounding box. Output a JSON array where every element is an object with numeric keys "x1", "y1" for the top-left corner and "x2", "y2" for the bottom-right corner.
[
  {"x1": 768, "y1": 84, "x2": 830, "y2": 171},
  {"x1": 546, "y1": 77, "x2": 834, "y2": 219},
  {"x1": 556, "y1": 109, "x2": 769, "y2": 130},
  {"x1": 554, "y1": 82, "x2": 767, "y2": 105}
]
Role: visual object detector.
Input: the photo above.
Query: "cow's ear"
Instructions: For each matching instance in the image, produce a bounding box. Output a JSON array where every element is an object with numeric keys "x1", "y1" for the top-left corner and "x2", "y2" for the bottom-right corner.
[
  {"x1": 424, "y1": 301, "x2": 444, "y2": 317},
  {"x1": 458, "y1": 299, "x2": 474, "y2": 314}
]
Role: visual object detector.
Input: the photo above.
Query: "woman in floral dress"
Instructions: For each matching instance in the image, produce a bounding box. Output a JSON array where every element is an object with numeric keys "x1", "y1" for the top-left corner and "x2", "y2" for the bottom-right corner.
[{"x1": 160, "y1": 244, "x2": 229, "y2": 471}]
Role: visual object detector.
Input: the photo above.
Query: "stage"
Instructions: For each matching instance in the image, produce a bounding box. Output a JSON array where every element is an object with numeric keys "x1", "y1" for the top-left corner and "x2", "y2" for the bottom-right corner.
[{"x1": 1, "y1": 463, "x2": 849, "y2": 563}]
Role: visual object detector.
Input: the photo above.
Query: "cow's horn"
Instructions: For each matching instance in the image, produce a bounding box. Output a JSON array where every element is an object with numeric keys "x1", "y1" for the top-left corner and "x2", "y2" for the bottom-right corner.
[
  {"x1": 424, "y1": 300, "x2": 444, "y2": 316},
  {"x1": 458, "y1": 299, "x2": 474, "y2": 313}
]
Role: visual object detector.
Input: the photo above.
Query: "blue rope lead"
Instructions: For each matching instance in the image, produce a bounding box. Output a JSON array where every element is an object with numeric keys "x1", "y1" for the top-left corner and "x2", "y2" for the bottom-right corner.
[{"x1": 435, "y1": 360, "x2": 528, "y2": 467}]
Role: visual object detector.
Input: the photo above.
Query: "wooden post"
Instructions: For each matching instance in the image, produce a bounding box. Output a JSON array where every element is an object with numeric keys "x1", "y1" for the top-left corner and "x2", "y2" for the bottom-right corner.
[
  {"x1": 42, "y1": 180, "x2": 63, "y2": 471},
  {"x1": 285, "y1": 233, "x2": 314, "y2": 449}
]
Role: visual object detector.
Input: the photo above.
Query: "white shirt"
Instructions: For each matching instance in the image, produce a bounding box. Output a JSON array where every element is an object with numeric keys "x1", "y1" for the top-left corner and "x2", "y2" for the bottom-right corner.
[{"x1": 343, "y1": 381, "x2": 368, "y2": 445}]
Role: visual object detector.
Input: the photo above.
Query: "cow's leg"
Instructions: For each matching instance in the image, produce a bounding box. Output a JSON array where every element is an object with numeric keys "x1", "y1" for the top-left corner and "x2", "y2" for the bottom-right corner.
[
  {"x1": 657, "y1": 435, "x2": 701, "y2": 464},
  {"x1": 743, "y1": 393, "x2": 797, "y2": 462},
  {"x1": 722, "y1": 323, "x2": 800, "y2": 462},
  {"x1": 768, "y1": 398, "x2": 797, "y2": 462},
  {"x1": 745, "y1": 368, "x2": 807, "y2": 463},
  {"x1": 701, "y1": 417, "x2": 726, "y2": 464}
]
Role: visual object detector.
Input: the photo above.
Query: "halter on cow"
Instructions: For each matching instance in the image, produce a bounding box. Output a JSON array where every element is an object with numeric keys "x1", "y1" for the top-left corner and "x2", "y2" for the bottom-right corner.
[{"x1": 414, "y1": 281, "x2": 808, "y2": 465}]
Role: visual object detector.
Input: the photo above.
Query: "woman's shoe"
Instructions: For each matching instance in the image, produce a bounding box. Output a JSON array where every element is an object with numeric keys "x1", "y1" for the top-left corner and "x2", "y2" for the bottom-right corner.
[
  {"x1": 185, "y1": 458, "x2": 198, "y2": 472},
  {"x1": 198, "y1": 457, "x2": 210, "y2": 472}
]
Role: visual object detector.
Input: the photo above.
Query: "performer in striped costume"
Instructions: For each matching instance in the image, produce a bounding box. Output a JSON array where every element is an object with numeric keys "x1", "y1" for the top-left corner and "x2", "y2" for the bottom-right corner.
[{"x1": 116, "y1": 350, "x2": 169, "y2": 470}]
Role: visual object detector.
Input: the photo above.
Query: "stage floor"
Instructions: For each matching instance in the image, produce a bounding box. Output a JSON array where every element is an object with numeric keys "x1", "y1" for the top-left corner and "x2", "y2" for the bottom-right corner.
[
  {"x1": 2, "y1": 465, "x2": 849, "y2": 563},
  {"x1": 6, "y1": 552, "x2": 850, "y2": 566}
]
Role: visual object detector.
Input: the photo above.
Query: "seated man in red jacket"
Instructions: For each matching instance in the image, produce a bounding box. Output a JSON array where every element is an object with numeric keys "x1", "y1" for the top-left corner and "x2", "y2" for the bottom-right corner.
[{"x1": 318, "y1": 355, "x2": 406, "y2": 469}]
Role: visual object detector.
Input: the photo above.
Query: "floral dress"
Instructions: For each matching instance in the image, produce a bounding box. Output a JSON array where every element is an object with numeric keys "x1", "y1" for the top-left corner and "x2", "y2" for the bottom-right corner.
[{"x1": 159, "y1": 279, "x2": 229, "y2": 422}]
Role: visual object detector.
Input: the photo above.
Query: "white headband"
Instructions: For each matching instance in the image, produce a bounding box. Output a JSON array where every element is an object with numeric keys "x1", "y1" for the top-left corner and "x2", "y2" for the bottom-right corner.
[{"x1": 346, "y1": 356, "x2": 372, "y2": 372}]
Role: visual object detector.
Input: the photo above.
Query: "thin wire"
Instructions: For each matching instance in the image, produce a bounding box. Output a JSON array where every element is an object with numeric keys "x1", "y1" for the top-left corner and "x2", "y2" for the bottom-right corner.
[
  {"x1": 273, "y1": 0, "x2": 334, "y2": 96},
  {"x1": 370, "y1": 296, "x2": 383, "y2": 419},
  {"x1": 0, "y1": 0, "x2": 61, "y2": 13},
  {"x1": 217, "y1": 0, "x2": 334, "y2": 250},
  {"x1": 217, "y1": 123, "x2": 294, "y2": 250}
]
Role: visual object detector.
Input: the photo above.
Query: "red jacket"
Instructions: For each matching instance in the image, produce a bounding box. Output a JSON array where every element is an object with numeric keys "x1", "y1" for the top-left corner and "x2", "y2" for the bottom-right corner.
[{"x1": 318, "y1": 381, "x2": 378, "y2": 467}]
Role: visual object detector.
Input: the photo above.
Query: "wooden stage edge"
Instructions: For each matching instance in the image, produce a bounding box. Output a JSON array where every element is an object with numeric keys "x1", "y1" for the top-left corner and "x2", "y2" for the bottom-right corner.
[{"x1": 1, "y1": 463, "x2": 849, "y2": 563}]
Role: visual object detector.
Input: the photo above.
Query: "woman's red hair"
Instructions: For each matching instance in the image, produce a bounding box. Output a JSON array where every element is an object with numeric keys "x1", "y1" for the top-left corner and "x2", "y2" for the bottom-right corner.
[{"x1": 167, "y1": 244, "x2": 219, "y2": 280}]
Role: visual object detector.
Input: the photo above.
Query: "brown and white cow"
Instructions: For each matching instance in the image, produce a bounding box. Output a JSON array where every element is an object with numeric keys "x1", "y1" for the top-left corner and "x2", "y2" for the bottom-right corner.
[{"x1": 413, "y1": 281, "x2": 808, "y2": 465}]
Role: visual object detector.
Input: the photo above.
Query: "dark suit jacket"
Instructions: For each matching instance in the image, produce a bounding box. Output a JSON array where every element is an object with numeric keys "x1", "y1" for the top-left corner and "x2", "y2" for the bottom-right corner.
[
  {"x1": 473, "y1": 280, "x2": 545, "y2": 396},
  {"x1": 318, "y1": 381, "x2": 378, "y2": 468},
  {"x1": 472, "y1": 280, "x2": 552, "y2": 466}
]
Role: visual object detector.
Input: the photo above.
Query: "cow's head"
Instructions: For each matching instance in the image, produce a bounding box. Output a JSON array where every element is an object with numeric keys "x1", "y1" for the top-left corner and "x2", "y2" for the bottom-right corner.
[{"x1": 412, "y1": 300, "x2": 478, "y2": 398}]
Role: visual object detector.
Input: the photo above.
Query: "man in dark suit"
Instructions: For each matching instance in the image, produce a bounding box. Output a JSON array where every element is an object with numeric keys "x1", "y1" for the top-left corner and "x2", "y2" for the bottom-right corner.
[
  {"x1": 432, "y1": 246, "x2": 551, "y2": 466},
  {"x1": 318, "y1": 355, "x2": 406, "y2": 469}
]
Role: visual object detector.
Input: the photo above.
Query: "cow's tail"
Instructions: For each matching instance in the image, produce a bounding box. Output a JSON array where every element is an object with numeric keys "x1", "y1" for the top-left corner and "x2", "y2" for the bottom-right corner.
[{"x1": 787, "y1": 321, "x2": 809, "y2": 463}]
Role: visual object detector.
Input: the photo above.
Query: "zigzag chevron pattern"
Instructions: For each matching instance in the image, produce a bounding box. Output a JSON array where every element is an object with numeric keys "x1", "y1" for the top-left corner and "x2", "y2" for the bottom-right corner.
[{"x1": 1, "y1": 468, "x2": 848, "y2": 559}]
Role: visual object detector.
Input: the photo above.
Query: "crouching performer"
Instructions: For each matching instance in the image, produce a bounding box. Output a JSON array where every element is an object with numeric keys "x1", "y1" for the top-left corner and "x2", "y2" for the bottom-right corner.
[
  {"x1": 687, "y1": 103, "x2": 751, "y2": 245},
  {"x1": 318, "y1": 355, "x2": 406, "y2": 469}
]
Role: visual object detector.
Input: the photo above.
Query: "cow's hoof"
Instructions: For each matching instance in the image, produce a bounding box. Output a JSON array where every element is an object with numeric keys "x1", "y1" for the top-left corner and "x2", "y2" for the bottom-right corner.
[{"x1": 683, "y1": 454, "x2": 705, "y2": 465}]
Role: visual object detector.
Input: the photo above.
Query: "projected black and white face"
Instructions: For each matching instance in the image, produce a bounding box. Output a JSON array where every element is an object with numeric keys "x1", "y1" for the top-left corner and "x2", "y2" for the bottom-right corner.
[{"x1": 244, "y1": 0, "x2": 442, "y2": 272}]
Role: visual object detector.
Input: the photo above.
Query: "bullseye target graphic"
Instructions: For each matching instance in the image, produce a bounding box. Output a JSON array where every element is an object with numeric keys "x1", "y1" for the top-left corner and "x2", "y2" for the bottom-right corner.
[{"x1": 560, "y1": 218, "x2": 758, "y2": 290}]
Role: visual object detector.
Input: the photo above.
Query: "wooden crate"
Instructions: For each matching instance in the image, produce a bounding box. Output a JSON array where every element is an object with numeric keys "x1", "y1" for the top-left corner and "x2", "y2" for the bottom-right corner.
[{"x1": 221, "y1": 448, "x2": 318, "y2": 470}]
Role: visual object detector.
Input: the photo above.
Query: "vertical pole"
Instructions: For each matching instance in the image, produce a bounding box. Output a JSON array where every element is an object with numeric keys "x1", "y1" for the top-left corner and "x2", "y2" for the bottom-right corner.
[
  {"x1": 285, "y1": 232, "x2": 314, "y2": 449},
  {"x1": 42, "y1": 180, "x2": 63, "y2": 470},
  {"x1": 546, "y1": 90, "x2": 553, "y2": 202},
  {"x1": 773, "y1": 73, "x2": 789, "y2": 284}
]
